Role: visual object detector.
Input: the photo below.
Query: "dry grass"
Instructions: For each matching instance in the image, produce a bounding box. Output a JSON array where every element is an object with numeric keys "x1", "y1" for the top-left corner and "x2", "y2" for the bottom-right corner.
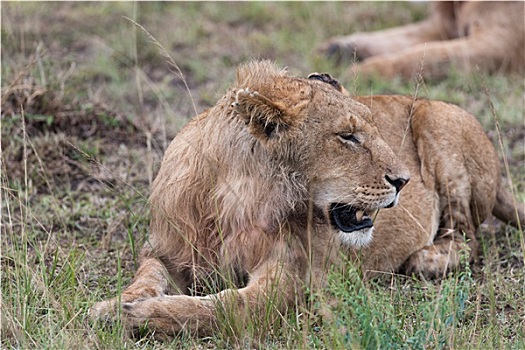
[{"x1": 1, "y1": 2, "x2": 524, "y2": 349}]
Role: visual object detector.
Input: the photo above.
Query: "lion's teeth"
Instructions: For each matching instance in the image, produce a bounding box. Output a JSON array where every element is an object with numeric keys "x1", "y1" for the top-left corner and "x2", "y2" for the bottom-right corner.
[{"x1": 356, "y1": 210, "x2": 364, "y2": 221}]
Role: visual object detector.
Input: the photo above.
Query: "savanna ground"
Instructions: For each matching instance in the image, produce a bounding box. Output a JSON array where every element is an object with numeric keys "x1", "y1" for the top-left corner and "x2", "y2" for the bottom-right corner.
[{"x1": 1, "y1": 2, "x2": 524, "y2": 349}]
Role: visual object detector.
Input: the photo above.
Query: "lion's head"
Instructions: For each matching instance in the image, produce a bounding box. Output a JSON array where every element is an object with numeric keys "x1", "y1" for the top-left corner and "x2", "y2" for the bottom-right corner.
[{"x1": 228, "y1": 61, "x2": 410, "y2": 247}]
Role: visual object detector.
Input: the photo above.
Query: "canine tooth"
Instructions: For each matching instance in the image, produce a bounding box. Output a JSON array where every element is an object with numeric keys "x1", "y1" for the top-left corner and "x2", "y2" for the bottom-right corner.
[{"x1": 356, "y1": 210, "x2": 364, "y2": 221}]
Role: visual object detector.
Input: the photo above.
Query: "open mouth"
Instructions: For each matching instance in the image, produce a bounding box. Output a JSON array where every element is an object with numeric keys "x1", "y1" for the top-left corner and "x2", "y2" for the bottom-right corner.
[{"x1": 329, "y1": 203, "x2": 374, "y2": 233}]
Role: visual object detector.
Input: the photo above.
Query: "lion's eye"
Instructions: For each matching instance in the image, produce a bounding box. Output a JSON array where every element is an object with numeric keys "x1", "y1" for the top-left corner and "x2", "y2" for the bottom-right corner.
[{"x1": 338, "y1": 133, "x2": 360, "y2": 144}]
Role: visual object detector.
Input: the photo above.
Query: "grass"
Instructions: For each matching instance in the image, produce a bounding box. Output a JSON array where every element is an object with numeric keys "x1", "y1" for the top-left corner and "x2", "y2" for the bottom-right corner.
[{"x1": 1, "y1": 2, "x2": 524, "y2": 349}]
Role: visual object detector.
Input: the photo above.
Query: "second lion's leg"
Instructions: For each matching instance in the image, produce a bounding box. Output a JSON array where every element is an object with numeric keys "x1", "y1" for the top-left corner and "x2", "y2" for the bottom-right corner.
[
  {"x1": 403, "y1": 229, "x2": 474, "y2": 279},
  {"x1": 318, "y1": 17, "x2": 442, "y2": 65},
  {"x1": 404, "y1": 184, "x2": 477, "y2": 279}
]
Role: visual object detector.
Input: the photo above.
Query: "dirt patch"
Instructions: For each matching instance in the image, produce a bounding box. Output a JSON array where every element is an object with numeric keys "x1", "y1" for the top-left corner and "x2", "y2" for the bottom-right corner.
[
  {"x1": 1, "y1": 56, "x2": 162, "y2": 194},
  {"x1": 2, "y1": 59, "x2": 149, "y2": 144}
]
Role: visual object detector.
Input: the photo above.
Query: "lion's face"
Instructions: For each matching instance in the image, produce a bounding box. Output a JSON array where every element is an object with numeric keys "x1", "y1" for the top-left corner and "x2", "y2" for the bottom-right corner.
[
  {"x1": 233, "y1": 67, "x2": 409, "y2": 248},
  {"x1": 305, "y1": 86, "x2": 409, "y2": 247}
]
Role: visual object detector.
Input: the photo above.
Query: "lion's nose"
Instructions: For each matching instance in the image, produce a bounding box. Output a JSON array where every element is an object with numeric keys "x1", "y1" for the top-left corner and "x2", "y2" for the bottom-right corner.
[{"x1": 385, "y1": 174, "x2": 410, "y2": 193}]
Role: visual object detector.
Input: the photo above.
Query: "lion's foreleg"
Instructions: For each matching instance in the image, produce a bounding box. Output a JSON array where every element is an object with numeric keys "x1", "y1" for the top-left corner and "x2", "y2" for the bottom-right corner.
[
  {"x1": 403, "y1": 231, "x2": 473, "y2": 279},
  {"x1": 404, "y1": 194, "x2": 477, "y2": 279},
  {"x1": 318, "y1": 18, "x2": 441, "y2": 64},
  {"x1": 90, "y1": 257, "x2": 171, "y2": 321},
  {"x1": 122, "y1": 259, "x2": 302, "y2": 337}
]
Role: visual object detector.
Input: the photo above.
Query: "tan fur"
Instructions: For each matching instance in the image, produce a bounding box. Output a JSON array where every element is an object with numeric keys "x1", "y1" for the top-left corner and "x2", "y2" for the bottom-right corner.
[
  {"x1": 319, "y1": 1, "x2": 525, "y2": 80},
  {"x1": 90, "y1": 61, "x2": 524, "y2": 338}
]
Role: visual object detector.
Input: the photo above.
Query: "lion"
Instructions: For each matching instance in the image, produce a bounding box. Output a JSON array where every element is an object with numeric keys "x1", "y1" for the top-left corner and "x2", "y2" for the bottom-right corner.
[
  {"x1": 90, "y1": 61, "x2": 524, "y2": 338},
  {"x1": 319, "y1": 1, "x2": 525, "y2": 80}
]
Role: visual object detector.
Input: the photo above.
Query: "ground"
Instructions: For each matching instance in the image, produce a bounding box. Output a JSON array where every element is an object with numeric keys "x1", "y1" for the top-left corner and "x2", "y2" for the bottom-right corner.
[{"x1": 1, "y1": 2, "x2": 524, "y2": 349}]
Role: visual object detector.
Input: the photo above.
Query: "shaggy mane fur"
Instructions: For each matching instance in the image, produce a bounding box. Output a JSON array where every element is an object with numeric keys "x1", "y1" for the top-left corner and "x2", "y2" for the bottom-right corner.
[{"x1": 147, "y1": 61, "x2": 308, "y2": 276}]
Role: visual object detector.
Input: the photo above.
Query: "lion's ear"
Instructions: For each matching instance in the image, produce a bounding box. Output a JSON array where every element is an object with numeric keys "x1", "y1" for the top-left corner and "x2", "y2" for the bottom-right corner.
[
  {"x1": 308, "y1": 73, "x2": 350, "y2": 96},
  {"x1": 233, "y1": 88, "x2": 290, "y2": 139}
]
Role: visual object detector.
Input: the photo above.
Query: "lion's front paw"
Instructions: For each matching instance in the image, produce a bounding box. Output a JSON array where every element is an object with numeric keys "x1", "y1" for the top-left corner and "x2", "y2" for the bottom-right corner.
[
  {"x1": 121, "y1": 299, "x2": 150, "y2": 326},
  {"x1": 90, "y1": 295, "x2": 142, "y2": 326},
  {"x1": 403, "y1": 243, "x2": 463, "y2": 279},
  {"x1": 89, "y1": 299, "x2": 120, "y2": 325},
  {"x1": 404, "y1": 255, "x2": 448, "y2": 280},
  {"x1": 121, "y1": 298, "x2": 181, "y2": 339}
]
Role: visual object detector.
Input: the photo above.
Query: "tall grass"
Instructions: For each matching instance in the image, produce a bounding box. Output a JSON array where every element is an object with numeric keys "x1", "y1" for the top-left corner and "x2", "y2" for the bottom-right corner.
[{"x1": 322, "y1": 263, "x2": 473, "y2": 349}]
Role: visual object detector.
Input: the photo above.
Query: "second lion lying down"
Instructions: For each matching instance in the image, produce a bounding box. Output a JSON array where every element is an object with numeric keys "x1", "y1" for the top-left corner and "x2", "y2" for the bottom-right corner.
[
  {"x1": 319, "y1": 1, "x2": 525, "y2": 80},
  {"x1": 91, "y1": 61, "x2": 523, "y2": 337}
]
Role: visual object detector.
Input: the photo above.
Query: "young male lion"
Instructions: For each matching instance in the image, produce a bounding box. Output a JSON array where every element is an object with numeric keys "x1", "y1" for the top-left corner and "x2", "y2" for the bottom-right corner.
[
  {"x1": 319, "y1": 1, "x2": 525, "y2": 80},
  {"x1": 90, "y1": 61, "x2": 523, "y2": 337}
]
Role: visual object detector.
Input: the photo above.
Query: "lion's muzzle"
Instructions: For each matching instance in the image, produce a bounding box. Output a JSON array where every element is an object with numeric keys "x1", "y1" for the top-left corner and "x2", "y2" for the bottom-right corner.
[{"x1": 329, "y1": 203, "x2": 373, "y2": 233}]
